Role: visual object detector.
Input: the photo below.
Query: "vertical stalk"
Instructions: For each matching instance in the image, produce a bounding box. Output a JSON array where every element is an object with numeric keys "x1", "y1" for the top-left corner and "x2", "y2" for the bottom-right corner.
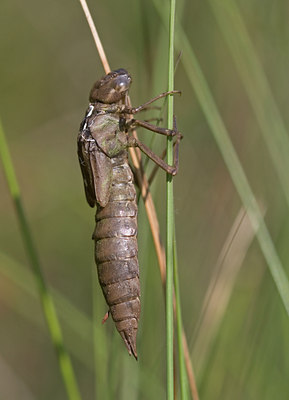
[
  {"x1": 166, "y1": 0, "x2": 176, "y2": 399},
  {"x1": 173, "y1": 237, "x2": 189, "y2": 399},
  {"x1": 0, "y1": 119, "x2": 81, "y2": 400}
]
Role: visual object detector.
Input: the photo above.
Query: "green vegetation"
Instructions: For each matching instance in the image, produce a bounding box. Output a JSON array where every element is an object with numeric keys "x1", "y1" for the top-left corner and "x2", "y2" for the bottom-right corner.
[{"x1": 1, "y1": 0, "x2": 289, "y2": 399}]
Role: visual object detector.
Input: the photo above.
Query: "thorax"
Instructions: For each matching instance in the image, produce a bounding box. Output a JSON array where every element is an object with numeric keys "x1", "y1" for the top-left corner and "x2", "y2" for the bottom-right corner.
[{"x1": 87, "y1": 103, "x2": 128, "y2": 158}]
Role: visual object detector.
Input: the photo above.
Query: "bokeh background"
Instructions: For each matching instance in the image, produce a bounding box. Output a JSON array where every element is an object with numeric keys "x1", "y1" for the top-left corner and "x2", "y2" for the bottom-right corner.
[{"x1": 1, "y1": 0, "x2": 289, "y2": 399}]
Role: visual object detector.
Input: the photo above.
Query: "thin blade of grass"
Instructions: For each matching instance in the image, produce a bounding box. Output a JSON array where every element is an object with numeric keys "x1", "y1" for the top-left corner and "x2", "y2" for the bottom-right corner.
[
  {"x1": 209, "y1": 0, "x2": 289, "y2": 208},
  {"x1": 0, "y1": 250, "x2": 166, "y2": 397},
  {"x1": 174, "y1": 27, "x2": 289, "y2": 315},
  {"x1": 92, "y1": 266, "x2": 109, "y2": 400},
  {"x1": 193, "y1": 207, "x2": 265, "y2": 377},
  {"x1": 0, "y1": 120, "x2": 81, "y2": 400},
  {"x1": 173, "y1": 236, "x2": 190, "y2": 400},
  {"x1": 0, "y1": 250, "x2": 95, "y2": 369},
  {"x1": 166, "y1": 0, "x2": 176, "y2": 399}
]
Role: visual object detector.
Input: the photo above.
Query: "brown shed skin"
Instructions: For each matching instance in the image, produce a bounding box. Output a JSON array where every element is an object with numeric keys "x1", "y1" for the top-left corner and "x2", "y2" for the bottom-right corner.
[
  {"x1": 93, "y1": 155, "x2": 140, "y2": 359},
  {"x1": 77, "y1": 69, "x2": 140, "y2": 359}
]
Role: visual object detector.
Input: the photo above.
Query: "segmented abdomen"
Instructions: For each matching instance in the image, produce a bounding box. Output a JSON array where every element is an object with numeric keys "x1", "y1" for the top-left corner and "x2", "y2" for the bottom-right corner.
[{"x1": 93, "y1": 153, "x2": 140, "y2": 358}]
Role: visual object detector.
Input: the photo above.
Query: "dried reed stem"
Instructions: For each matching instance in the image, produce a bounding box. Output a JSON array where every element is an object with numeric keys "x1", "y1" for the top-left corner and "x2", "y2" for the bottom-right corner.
[{"x1": 78, "y1": 0, "x2": 110, "y2": 74}]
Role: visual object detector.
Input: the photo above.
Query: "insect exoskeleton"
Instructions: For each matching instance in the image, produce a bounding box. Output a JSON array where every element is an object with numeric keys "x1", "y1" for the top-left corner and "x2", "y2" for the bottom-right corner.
[{"x1": 78, "y1": 68, "x2": 181, "y2": 359}]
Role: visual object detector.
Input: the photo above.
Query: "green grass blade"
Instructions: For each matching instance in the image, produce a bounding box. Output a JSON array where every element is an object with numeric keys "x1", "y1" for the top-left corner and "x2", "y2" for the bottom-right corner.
[
  {"x1": 209, "y1": 0, "x2": 289, "y2": 208},
  {"x1": 0, "y1": 250, "x2": 93, "y2": 364},
  {"x1": 0, "y1": 249, "x2": 165, "y2": 398},
  {"x1": 0, "y1": 119, "x2": 82, "y2": 400},
  {"x1": 173, "y1": 236, "x2": 189, "y2": 400},
  {"x1": 92, "y1": 266, "x2": 109, "y2": 400},
  {"x1": 174, "y1": 28, "x2": 289, "y2": 315},
  {"x1": 166, "y1": 0, "x2": 176, "y2": 398}
]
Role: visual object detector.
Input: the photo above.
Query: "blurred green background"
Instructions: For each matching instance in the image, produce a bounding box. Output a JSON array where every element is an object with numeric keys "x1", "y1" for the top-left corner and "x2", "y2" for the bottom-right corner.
[{"x1": 1, "y1": 0, "x2": 289, "y2": 399}]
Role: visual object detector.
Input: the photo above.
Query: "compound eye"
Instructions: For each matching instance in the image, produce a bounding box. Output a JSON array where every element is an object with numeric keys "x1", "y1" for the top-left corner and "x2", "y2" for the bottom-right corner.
[{"x1": 114, "y1": 75, "x2": 131, "y2": 93}]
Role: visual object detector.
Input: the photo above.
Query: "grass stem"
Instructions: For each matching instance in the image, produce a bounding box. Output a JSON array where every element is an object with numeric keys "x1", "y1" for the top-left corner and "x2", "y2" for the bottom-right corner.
[
  {"x1": 166, "y1": 0, "x2": 176, "y2": 398},
  {"x1": 0, "y1": 119, "x2": 81, "y2": 400}
]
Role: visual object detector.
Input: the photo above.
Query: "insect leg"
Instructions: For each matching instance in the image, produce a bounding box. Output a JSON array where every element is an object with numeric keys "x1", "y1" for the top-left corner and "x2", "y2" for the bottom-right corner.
[
  {"x1": 128, "y1": 130, "x2": 181, "y2": 176},
  {"x1": 148, "y1": 147, "x2": 167, "y2": 186},
  {"x1": 148, "y1": 118, "x2": 181, "y2": 181},
  {"x1": 126, "y1": 118, "x2": 182, "y2": 138},
  {"x1": 123, "y1": 90, "x2": 181, "y2": 114}
]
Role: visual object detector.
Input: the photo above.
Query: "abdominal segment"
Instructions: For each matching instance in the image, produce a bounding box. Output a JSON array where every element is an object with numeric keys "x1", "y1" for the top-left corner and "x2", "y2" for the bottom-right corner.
[{"x1": 93, "y1": 158, "x2": 140, "y2": 359}]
